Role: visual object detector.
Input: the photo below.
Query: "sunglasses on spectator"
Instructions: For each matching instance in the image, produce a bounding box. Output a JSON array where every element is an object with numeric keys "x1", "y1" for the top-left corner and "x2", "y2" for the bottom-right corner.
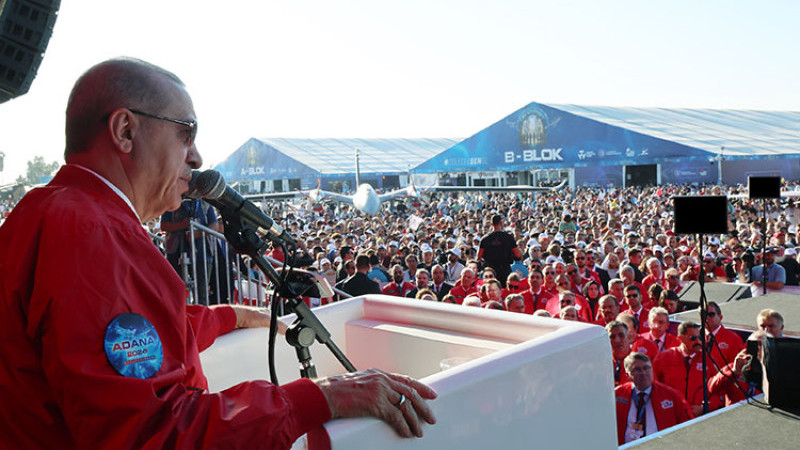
[
  {"x1": 625, "y1": 293, "x2": 639, "y2": 298},
  {"x1": 707, "y1": 312, "x2": 717, "y2": 317},
  {"x1": 688, "y1": 336, "x2": 701, "y2": 341},
  {"x1": 567, "y1": 270, "x2": 577, "y2": 275}
]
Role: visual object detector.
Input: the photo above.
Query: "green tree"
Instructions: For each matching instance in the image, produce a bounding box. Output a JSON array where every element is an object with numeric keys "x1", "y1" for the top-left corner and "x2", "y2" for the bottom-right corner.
[{"x1": 16, "y1": 156, "x2": 61, "y2": 185}]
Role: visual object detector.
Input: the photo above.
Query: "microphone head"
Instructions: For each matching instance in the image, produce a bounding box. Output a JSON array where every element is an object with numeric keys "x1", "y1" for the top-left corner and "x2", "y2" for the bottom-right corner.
[{"x1": 189, "y1": 169, "x2": 226, "y2": 200}]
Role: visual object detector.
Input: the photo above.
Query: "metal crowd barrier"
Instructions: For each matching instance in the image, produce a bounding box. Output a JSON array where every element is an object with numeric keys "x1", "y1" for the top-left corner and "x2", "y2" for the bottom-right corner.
[{"x1": 151, "y1": 220, "x2": 351, "y2": 310}]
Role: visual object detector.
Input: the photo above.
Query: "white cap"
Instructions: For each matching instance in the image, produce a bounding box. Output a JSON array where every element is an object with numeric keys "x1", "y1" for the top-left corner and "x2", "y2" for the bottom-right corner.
[
  {"x1": 389, "y1": 241, "x2": 399, "y2": 247},
  {"x1": 784, "y1": 248, "x2": 797, "y2": 256},
  {"x1": 320, "y1": 258, "x2": 331, "y2": 266},
  {"x1": 448, "y1": 248, "x2": 461, "y2": 257},
  {"x1": 653, "y1": 245, "x2": 664, "y2": 253}
]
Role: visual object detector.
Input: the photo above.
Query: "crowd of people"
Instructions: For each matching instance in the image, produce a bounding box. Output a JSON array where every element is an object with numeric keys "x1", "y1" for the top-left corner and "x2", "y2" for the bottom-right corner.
[{"x1": 241, "y1": 181, "x2": 796, "y2": 444}]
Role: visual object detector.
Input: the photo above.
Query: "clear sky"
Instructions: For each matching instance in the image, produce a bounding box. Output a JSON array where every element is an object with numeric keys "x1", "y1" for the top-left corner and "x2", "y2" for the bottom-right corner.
[{"x1": 1, "y1": 0, "x2": 798, "y2": 183}]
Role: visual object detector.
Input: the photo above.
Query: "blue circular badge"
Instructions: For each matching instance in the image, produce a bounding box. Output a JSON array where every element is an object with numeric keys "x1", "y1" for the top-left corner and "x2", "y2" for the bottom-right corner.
[{"x1": 104, "y1": 313, "x2": 163, "y2": 379}]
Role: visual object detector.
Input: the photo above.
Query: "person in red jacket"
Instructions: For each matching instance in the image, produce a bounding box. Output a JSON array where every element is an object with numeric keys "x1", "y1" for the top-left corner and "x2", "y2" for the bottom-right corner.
[
  {"x1": 621, "y1": 285, "x2": 650, "y2": 333},
  {"x1": 0, "y1": 58, "x2": 436, "y2": 449},
  {"x1": 449, "y1": 267, "x2": 479, "y2": 304},
  {"x1": 520, "y1": 268, "x2": 554, "y2": 314},
  {"x1": 653, "y1": 321, "x2": 722, "y2": 416},
  {"x1": 381, "y1": 264, "x2": 416, "y2": 297},
  {"x1": 615, "y1": 352, "x2": 693, "y2": 444},
  {"x1": 639, "y1": 307, "x2": 680, "y2": 354},
  {"x1": 608, "y1": 321, "x2": 633, "y2": 387},
  {"x1": 703, "y1": 301, "x2": 745, "y2": 370}
]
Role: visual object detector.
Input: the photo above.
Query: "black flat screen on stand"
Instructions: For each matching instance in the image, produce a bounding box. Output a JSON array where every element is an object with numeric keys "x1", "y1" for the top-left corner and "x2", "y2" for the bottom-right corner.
[
  {"x1": 748, "y1": 176, "x2": 781, "y2": 199},
  {"x1": 672, "y1": 196, "x2": 728, "y2": 235}
]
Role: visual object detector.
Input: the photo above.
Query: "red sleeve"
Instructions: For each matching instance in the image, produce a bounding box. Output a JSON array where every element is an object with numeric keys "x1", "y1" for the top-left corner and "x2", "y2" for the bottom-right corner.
[{"x1": 186, "y1": 304, "x2": 237, "y2": 352}]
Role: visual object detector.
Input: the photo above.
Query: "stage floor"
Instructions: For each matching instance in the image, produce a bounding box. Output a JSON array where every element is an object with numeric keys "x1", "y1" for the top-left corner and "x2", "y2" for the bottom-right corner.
[{"x1": 627, "y1": 399, "x2": 800, "y2": 449}]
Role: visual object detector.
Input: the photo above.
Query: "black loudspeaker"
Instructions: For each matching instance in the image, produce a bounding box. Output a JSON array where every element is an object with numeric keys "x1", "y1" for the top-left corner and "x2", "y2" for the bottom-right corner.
[
  {"x1": 762, "y1": 337, "x2": 800, "y2": 408},
  {"x1": 677, "y1": 281, "x2": 752, "y2": 309},
  {"x1": 0, "y1": 0, "x2": 61, "y2": 104},
  {"x1": 748, "y1": 176, "x2": 781, "y2": 199},
  {"x1": 672, "y1": 195, "x2": 728, "y2": 235}
]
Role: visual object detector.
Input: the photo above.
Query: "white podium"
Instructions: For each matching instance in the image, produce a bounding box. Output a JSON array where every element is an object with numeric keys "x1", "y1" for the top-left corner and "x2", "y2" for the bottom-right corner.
[{"x1": 201, "y1": 295, "x2": 618, "y2": 449}]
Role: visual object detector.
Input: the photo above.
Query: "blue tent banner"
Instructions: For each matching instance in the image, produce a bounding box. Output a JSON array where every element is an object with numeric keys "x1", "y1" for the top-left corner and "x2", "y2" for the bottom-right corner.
[{"x1": 414, "y1": 102, "x2": 719, "y2": 173}]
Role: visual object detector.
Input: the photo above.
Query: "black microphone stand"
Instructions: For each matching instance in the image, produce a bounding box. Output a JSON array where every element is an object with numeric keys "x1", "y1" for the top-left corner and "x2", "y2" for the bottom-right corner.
[
  {"x1": 695, "y1": 233, "x2": 710, "y2": 415},
  {"x1": 218, "y1": 209, "x2": 356, "y2": 381}
]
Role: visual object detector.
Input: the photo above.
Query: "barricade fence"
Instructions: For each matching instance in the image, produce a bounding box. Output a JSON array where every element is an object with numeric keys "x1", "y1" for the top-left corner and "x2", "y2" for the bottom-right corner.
[{"x1": 151, "y1": 220, "x2": 351, "y2": 313}]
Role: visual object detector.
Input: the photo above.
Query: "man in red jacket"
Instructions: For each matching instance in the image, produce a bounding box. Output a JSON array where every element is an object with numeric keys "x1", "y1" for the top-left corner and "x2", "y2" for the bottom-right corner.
[
  {"x1": 703, "y1": 301, "x2": 744, "y2": 369},
  {"x1": 653, "y1": 321, "x2": 721, "y2": 416},
  {"x1": 0, "y1": 58, "x2": 436, "y2": 449},
  {"x1": 381, "y1": 264, "x2": 416, "y2": 297},
  {"x1": 638, "y1": 307, "x2": 680, "y2": 354},
  {"x1": 449, "y1": 267, "x2": 479, "y2": 304},
  {"x1": 520, "y1": 268, "x2": 553, "y2": 314},
  {"x1": 615, "y1": 352, "x2": 693, "y2": 444}
]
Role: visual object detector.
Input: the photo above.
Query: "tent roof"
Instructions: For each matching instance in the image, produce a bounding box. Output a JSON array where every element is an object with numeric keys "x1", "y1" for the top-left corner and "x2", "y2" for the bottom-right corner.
[
  {"x1": 412, "y1": 102, "x2": 800, "y2": 174},
  {"x1": 548, "y1": 104, "x2": 800, "y2": 157},
  {"x1": 255, "y1": 137, "x2": 459, "y2": 175}
]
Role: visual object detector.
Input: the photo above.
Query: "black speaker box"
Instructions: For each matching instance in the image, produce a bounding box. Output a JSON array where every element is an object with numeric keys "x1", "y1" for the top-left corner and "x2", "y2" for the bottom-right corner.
[
  {"x1": 677, "y1": 281, "x2": 752, "y2": 309},
  {"x1": 748, "y1": 176, "x2": 781, "y2": 199},
  {"x1": 762, "y1": 337, "x2": 800, "y2": 408},
  {"x1": 672, "y1": 195, "x2": 728, "y2": 235},
  {"x1": 0, "y1": 0, "x2": 61, "y2": 104}
]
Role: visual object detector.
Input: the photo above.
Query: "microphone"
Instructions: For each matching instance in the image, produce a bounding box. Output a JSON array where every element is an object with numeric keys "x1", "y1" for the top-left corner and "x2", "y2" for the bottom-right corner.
[{"x1": 188, "y1": 170, "x2": 297, "y2": 248}]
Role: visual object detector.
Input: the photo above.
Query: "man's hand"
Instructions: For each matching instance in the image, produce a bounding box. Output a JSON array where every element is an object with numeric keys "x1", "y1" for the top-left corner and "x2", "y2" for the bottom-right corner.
[
  {"x1": 732, "y1": 349, "x2": 751, "y2": 376},
  {"x1": 315, "y1": 369, "x2": 437, "y2": 438},
  {"x1": 229, "y1": 305, "x2": 287, "y2": 334}
]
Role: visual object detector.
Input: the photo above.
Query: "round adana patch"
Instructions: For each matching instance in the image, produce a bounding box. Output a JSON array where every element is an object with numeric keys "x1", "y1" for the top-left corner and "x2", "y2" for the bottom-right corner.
[{"x1": 104, "y1": 313, "x2": 163, "y2": 379}]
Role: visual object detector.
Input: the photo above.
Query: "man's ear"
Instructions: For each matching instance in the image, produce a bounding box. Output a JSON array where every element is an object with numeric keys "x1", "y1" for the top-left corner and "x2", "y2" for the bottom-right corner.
[{"x1": 107, "y1": 109, "x2": 135, "y2": 155}]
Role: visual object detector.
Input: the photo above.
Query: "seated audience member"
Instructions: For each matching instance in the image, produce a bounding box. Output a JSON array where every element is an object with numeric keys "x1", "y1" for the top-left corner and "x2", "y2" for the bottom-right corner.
[
  {"x1": 622, "y1": 285, "x2": 650, "y2": 333},
  {"x1": 607, "y1": 321, "x2": 632, "y2": 387},
  {"x1": 664, "y1": 268, "x2": 682, "y2": 293},
  {"x1": 415, "y1": 288, "x2": 437, "y2": 301},
  {"x1": 703, "y1": 301, "x2": 744, "y2": 369},
  {"x1": 521, "y1": 268, "x2": 553, "y2": 314},
  {"x1": 546, "y1": 290, "x2": 591, "y2": 322},
  {"x1": 483, "y1": 300, "x2": 505, "y2": 311},
  {"x1": 618, "y1": 313, "x2": 658, "y2": 358},
  {"x1": 658, "y1": 290, "x2": 682, "y2": 315},
  {"x1": 756, "y1": 308, "x2": 784, "y2": 337},
  {"x1": 708, "y1": 332, "x2": 765, "y2": 407},
  {"x1": 653, "y1": 321, "x2": 721, "y2": 416},
  {"x1": 450, "y1": 268, "x2": 479, "y2": 304},
  {"x1": 646, "y1": 283, "x2": 663, "y2": 311},
  {"x1": 381, "y1": 264, "x2": 416, "y2": 297},
  {"x1": 582, "y1": 280, "x2": 603, "y2": 318},
  {"x1": 480, "y1": 278, "x2": 504, "y2": 305},
  {"x1": 504, "y1": 293, "x2": 526, "y2": 313},
  {"x1": 502, "y1": 272, "x2": 525, "y2": 298},
  {"x1": 462, "y1": 296, "x2": 482, "y2": 307},
  {"x1": 596, "y1": 294, "x2": 621, "y2": 326},
  {"x1": 429, "y1": 265, "x2": 454, "y2": 301},
  {"x1": 441, "y1": 294, "x2": 458, "y2": 304},
  {"x1": 639, "y1": 307, "x2": 680, "y2": 354},
  {"x1": 608, "y1": 278, "x2": 626, "y2": 304},
  {"x1": 615, "y1": 353, "x2": 693, "y2": 444},
  {"x1": 405, "y1": 268, "x2": 431, "y2": 298},
  {"x1": 740, "y1": 246, "x2": 786, "y2": 290},
  {"x1": 560, "y1": 305, "x2": 579, "y2": 321}
]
